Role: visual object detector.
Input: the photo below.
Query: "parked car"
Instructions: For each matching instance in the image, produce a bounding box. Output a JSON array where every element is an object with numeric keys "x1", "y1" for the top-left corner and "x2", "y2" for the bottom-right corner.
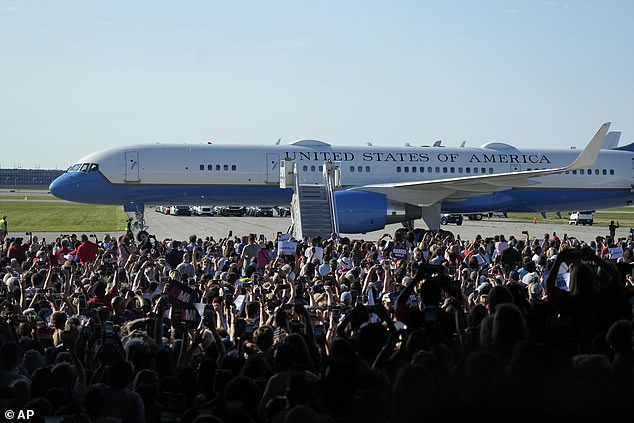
[
  {"x1": 278, "y1": 206, "x2": 291, "y2": 217},
  {"x1": 170, "y1": 205, "x2": 192, "y2": 216},
  {"x1": 252, "y1": 206, "x2": 274, "y2": 217},
  {"x1": 222, "y1": 206, "x2": 245, "y2": 217},
  {"x1": 569, "y1": 211, "x2": 594, "y2": 226},
  {"x1": 193, "y1": 205, "x2": 214, "y2": 216},
  {"x1": 440, "y1": 213, "x2": 463, "y2": 225}
]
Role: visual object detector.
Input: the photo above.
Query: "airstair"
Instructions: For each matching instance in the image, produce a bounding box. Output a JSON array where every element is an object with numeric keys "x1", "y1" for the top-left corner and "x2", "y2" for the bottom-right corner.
[{"x1": 280, "y1": 159, "x2": 340, "y2": 240}]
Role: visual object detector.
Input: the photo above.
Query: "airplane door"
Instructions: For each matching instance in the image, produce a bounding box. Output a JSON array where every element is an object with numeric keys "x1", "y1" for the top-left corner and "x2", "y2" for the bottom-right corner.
[
  {"x1": 266, "y1": 153, "x2": 280, "y2": 183},
  {"x1": 125, "y1": 151, "x2": 140, "y2": 182},
  {"x1": 510, "y1": 164, "x2": 521, "y2": 172}
]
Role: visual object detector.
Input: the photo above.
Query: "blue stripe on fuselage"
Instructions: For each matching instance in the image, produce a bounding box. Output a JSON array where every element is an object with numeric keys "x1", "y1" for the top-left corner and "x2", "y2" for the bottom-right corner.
[
  {"x1": 49, "y1": 171, "x2": 293, "y2": 206},
  {"x1": 442, "y1": 189, "x2": 633, "y2": 213},
  {"x1": 50, "y1": 170, "x2": 633, "y2": 212}
]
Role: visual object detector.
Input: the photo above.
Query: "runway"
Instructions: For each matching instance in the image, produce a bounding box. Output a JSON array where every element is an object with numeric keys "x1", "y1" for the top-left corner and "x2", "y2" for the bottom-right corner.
[{"x1": 139, "y1": 208, "x2": 626, "y2": 244}]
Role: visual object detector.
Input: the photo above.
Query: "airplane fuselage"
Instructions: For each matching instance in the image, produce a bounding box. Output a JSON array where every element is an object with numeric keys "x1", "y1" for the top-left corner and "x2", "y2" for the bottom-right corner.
[{"x1": 49, "y1": 139, "x2": 634, "y2": 214}]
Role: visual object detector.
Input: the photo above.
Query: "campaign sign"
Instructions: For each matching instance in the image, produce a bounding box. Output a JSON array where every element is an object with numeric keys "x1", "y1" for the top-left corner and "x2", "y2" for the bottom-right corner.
[
  {"x1": 392, "y1": 248, "x2": 407, "y2": 259},
  {"x1": 168, "y1": 281, "x2": 200, "y2": 304},
  {"x1": 609, "y1": 247, "x2": 624, "y2": 260},
  {"x1": 555, "y1": 273, "x2": 570, "y2": 291},
  {"x1": 278, "y1": 240, "x2": 298, "y2": 256},
  {"x1": 167, "y1": 281, "x2": 201, "y2": 323}
]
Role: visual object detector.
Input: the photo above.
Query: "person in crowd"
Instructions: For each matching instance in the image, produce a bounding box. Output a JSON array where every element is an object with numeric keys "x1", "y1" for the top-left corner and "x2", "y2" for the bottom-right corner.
[{"x1": 1, "y1": 225, "x2": 633, "y2": 421}]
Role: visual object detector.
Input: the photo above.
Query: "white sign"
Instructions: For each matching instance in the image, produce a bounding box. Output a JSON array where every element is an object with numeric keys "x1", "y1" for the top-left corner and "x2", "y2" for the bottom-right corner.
[
  {"x1": 555, "y1": 272, "x2": 570, "y2": 291},
  {"x1": 278, "y1": 240, "x2": 297, "y2": 255}
]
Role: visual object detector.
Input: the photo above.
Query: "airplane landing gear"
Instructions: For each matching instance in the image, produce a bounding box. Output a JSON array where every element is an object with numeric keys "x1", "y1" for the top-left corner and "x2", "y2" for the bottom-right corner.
[{"x1": 124, "y1": 203, "x2": 149, "y2": 242}]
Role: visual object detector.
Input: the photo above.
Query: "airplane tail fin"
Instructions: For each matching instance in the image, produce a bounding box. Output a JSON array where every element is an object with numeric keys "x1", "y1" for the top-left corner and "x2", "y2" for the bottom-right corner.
[{"x1": 602, "y1": 131, "x2": 621, "y2": 149}]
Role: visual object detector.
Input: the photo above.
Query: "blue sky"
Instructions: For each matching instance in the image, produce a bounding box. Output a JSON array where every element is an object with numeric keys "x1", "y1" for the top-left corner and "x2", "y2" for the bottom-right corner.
[{"x1": 1, "y1": 1, "x2": 633, "y2": 169}]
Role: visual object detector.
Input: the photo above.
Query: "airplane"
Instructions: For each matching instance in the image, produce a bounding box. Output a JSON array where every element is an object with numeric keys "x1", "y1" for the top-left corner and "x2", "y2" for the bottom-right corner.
[{"x1": 49, "y1": 122, "x2": 634, "y2": 234}]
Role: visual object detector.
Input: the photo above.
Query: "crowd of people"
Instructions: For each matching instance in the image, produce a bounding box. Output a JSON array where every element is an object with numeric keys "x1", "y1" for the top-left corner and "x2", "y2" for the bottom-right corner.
[{"x1": 1, "y1": 223, "x2": 634, "y2": 422}]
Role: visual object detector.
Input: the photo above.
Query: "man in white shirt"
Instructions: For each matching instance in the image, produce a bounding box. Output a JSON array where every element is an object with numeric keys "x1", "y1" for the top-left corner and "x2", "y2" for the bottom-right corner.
[{"x1": 304, "y1": 238, "x2": 324, "y2": 264}]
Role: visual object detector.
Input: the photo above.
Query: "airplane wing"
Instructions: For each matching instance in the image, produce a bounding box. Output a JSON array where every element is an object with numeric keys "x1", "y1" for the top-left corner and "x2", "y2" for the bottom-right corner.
[{"x1": 358, "y1": 122, "x2": 610, "y2": 206}]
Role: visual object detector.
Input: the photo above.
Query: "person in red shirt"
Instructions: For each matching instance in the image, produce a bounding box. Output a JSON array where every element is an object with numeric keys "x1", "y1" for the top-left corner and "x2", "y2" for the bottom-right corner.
[
  {"x1": 75, "y1": 234, "x2": 99, "y2": 264},
  {"x1": 87, "y1": 281, "x2": 117, "y2": 311},
  {"x1": 54, "y1": 239, "x2": 71, "y2": 266},
  {"x1": 8, "y1": 237, "x2": 31, "y2": 265}
]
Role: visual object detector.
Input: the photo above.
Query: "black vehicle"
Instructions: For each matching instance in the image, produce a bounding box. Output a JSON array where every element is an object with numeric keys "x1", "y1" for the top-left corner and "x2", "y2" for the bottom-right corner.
[
  {"x1": 253, "y1": 206, "x2": 274, "y2": 217},
  {"x1": 171, "y1": 205, "x2": 192, "y2": 216},
  {"x1": 224, "y1": 206, "x2": 245, "y2": 217},
  {"x1": 440, "y1": 213, "x2": 463, "y2": 225}
]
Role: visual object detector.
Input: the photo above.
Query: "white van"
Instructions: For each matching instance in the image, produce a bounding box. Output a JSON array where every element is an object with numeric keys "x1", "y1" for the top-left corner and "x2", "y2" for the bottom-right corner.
[{"x1": 569, "y1": 211, "x2": 594, "y2": 226}]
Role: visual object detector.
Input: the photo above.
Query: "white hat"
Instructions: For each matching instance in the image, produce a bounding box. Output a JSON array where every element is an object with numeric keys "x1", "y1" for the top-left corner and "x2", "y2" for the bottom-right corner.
[
  {"x1": 338, "y1": 257, "x2": 352, "y2": 269},
  {"x1": 522, "y1": 272, "x2": 540, "y2": 285}
]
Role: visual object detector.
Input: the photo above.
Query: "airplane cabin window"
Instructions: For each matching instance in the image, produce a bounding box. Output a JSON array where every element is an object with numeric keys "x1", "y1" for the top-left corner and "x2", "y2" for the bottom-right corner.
[
  {"x1": 404, "y1": 167, "x2": 409, "y2": 173},
  {"x1": 208, "y1": 165, "x2": 213, "y2": 170},
  {"x1": 435, "y1": 167, "x2": 440, "y2": 173},
  {"x1": 594, "y1": 169, "x2": 599, "y2": 175},
  {"x1": 580, "y1": 169, "x2": 584, "y2": 175},
  {"x1": 458, "y1": 167, "x2": 463, "y2": 173},
  {"x1": 572, "y1": 170, "x2": 577, "y2": 174},
  {"x1": 450, "y1": 167, "x2": 455, "y2": 173},
  {"x1": 466, "y1": 168, "x2": 470, "y2": 174},
  {"x1": 610, "y1": 169, "x2": 615, "y2": 175},
  {"x1": 412, "y1": 167, "x2": 417, "y2": 173},
  {"x1": 302, "y1": 165, "x2": 308, "y2": 172},
  {"x1": 80, "y1": 163, "x2": 89, "y2": 172},
  {"x1": 420, "y1": 167, "x2": 425, "y2": 173},
  {"x1": 365, "y1": 166, "x2": 370, "y2": 172},
  {"x1": 357, "y1": 166, "x2": 362, "y2": 172},
  {"x1": 396, "y1": 167, "x2": 402, "y2": 173},
  {"x1": 224, "y1": 165, "x2": 229, "y2": 171},
  {"x1": 474, "y1": 168, "x2": 479, "y2": 174},
  {"x1": 489, "y1": 168, "x2": 493, "y2": 174},
  {"x1": 428, "y1": 167, "x2": 432, "y2": 173},
  {"x1": 200, "y1": 165, "x2": 204, "y2": 170},
  {"x1": 311, "y1": 166, "x2": 316, "y2": 172},
  {"x1": 319, "y1": 166, "x2": 323, "y2": 172},
  {"x1": 232, "y1": 165, "x2": 237, "y2": 171},
  {"x1": 350, "y1": 166, "x2": 355, "y2": 172},
  {"x1": 602, "y1": 169, "x2": 607, "y2": 175}
]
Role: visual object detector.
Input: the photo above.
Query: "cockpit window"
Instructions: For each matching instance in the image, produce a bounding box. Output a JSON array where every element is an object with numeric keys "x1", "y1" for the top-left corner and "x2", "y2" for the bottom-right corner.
[
  {"x1": 88, "y1": 163, "x2": 99, "y2": 172},
  {"x1": 80, "y1": 163, "x2": 90, "y2": 172},
  {"x1": 69, "y1": 164, "x2": 82, "y2": 172}
]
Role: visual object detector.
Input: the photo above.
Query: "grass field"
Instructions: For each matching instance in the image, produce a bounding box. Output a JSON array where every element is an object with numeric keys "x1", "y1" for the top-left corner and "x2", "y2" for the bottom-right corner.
[
  {"x1": 0, "y1": 202, "x2": 128, "y2": 232},
  {"x1": 508, "y1": 207, "x2": 634, "y2": 228}
]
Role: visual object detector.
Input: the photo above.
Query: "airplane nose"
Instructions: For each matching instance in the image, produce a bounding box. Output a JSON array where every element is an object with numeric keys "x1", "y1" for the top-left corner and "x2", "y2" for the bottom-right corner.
[{"x1": 49, "y1": 174, "x2": 72, "y2": 200}]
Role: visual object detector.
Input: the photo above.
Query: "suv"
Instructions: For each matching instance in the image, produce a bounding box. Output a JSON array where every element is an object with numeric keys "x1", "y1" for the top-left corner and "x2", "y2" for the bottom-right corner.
[
  {"x1": 569, "y1": 211, "x2": 594, "y2": 226},
  {"x1": 224, "y1": 206, "x2": 245, "y2": 217},
  {"x1": 440, "y1": 213, "x2": 463, "y2": 225}
]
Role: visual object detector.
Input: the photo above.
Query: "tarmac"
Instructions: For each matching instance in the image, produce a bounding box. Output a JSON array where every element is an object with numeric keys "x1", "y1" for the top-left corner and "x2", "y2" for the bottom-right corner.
[
  {"x1": 1, "y1": 188, "x2": 629, "y2": 244},
  {"x1": 11, "y1": 208, "x2": 629, "y2": 245}
]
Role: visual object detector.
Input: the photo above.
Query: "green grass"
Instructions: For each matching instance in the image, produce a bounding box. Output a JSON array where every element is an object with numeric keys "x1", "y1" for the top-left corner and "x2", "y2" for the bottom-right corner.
[
  {"x1": 0, "y1": 195, "x2": 57, "y2": 200},
  {"x1": 507, "y1": 207, "x2": 634, "y2": 228},
  {"x1": 0, "y1": 202, "x2": 128, "y2": 232}
]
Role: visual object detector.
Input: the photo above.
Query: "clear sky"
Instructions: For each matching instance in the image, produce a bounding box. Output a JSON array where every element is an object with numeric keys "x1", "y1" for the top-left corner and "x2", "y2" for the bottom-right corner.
[{"x1": 1, "y1": 0, "x2": 633, "y2": 169}]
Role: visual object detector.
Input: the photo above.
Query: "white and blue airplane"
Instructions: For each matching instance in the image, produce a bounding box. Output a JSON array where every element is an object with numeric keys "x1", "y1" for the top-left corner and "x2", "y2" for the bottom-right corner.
[{"x1": 49, "y1": 122, "x2": 634, "y2": 233}]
